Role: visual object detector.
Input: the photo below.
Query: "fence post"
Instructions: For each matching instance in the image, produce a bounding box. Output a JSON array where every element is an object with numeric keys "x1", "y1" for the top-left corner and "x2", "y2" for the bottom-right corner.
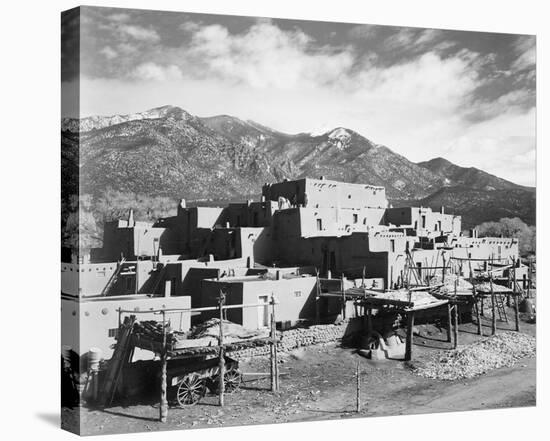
[
  {"x1": 218, "y1": 291, "x2": 225, "y2": 407},
  {"x1": 160, "y1": 310, "x2": 168, "y2": 422},
  {"x1": 356, "y1": 361, "x2": 361, "y2": 413},
  {"x1": 490, "y1": 276, "x2": 496, "y2": 335},
  {"x1": 270, "y1": 293, "x2": 278, "y2": 391},
  {"x1": 315, "y1": 269, "x2": 321, "y2": 325}
]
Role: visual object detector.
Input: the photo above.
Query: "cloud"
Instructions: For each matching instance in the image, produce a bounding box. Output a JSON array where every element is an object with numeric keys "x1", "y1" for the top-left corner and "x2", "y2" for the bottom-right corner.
[
  {"x1": 109, "y1": 12, "x2": 131, "y2": 23},
  {"x1": 132, "y1": 62, "x2": 182, "y2": 81},
  {"x1": 75, "y1": 13, "x2": 536, "y2": 186},
  {"x1": 118, "y1": 24, "x2": 160, "y2": 42},
  {"x1": 100, "y1": 46, "x2": 117, "y2": 60},
  {"x1": 347, "y1": 24, "x2": 378, "y2": 41},
  {"x1": 183, "y1": 21, "x2": 355, "y2": 89},
  {"x1": 512, "y1": 35, "x2": 536, "y2": 72}
]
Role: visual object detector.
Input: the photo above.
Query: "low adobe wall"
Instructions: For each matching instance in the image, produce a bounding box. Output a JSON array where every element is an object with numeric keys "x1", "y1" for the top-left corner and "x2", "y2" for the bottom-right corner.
[{"x1": 230, "y1": 319, "x2": 363, "y2": 359}]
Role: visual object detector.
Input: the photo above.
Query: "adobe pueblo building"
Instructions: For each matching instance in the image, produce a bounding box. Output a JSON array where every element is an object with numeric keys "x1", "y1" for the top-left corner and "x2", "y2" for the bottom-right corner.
[{"x1": 62, "y1": 177, "x2": 522, "y2": 358}]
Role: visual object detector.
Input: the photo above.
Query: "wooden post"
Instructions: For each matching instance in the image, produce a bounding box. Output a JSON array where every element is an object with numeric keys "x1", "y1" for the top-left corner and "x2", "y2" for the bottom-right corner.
[
  {"x1": 315, "y1": 269, "x2": 321, "y2": 325},
  {"x1": 447, "y1": 303, "x2": 452, "y2": 343},
  {"x1": 442, "y1": 255, "x2": 446, "y2": 283},
  {"x1": 453, "y1": 304, "x2": 459, "y2": 348},
  {"x1": 271, "y1": 294, "x2": 279, "y2": 391},
  {"x1": 159, "y1": 310, "x2": 168, "y2": 423},
  {"x1": 514, "y1": 294, "x2": 521, "y2": 332},
  {"x1": 527, "y1": 258, "x2": 532, "y2": 298},
  {"x1": 480, "y1": 297, "x2": 484, "y2": 317},
  {"x1": 218, "y1": 293, "x2": 225, "y2": 407},
  {"x1": 454, "y1": 279, "x2": 459, "y2": 325},
  {"x1": 270, "y1": 294, "x2": 278, "y2": 392},
  {"x1": 490, "y1": 277, "x2": 496, "y2": 335},
  {"x1": 135, "y1": 234, "x2": 140, "y2": 295},
  {"x1": 356, "y1": 361, "x2": 361, "y2": 413},
  {"x1": 405, "y1": 311, "x2": 415, "y2": 361},
  {"x1": 341, "y1": 274, "x2": 346, "y2": 319},
  {"x1": 362, "y1": 266, "x2": 366, "y2": 288},
  {"x1": 367, "y1": 308, "x2": 373, "y2": 341},
  {"x1": 474, "y1": 289, "x2": 482, "y2": 336}
]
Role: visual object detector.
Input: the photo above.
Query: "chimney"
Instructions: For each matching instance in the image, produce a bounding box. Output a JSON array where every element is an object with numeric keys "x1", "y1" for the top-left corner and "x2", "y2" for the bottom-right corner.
[
  {"x1": 127, "y1": 208, "x2": 135, "y2": 227},
  {"x1": 276, "y1": 270, "x2": 281, "y2": 280},
  {"x1": 440, "y1": 206, "x2": 445, "y2": 214},
  {"x1": 320, "y1": 176, "x2": 326, "y2": 180},
  {"x1": 179, "y1": 198, "x2": 186, "y2": 209}
]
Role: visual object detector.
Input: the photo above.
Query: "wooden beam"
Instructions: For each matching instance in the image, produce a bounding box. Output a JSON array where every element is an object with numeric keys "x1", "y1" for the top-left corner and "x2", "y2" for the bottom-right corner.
[
  {"x1": 270, "y1": 294, "x2": 277, "y2": 392},
  {"x1": 453, "y1": 304, "x2": 459, "y2": 349},
  {"x1": 218, "y1": 293, "x2": 225, "y2": 407},
  {"x1": 447, "y1": 303, "x2": 452, "y2": 343},
  {"x1": 159, "y1": 311, "x2": 168, "y2": 422},
  {"x1": 514, "y1": 292, "x2": 521, "y2": 332},
  {"x1": 405, "y1": 311, "x2": 415, "y2": 361}
]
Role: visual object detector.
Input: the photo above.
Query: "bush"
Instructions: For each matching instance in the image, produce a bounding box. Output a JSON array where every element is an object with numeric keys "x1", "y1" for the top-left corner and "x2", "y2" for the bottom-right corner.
[{"x1": 476, "y1": 217, "x2": 535, "y2": 257}]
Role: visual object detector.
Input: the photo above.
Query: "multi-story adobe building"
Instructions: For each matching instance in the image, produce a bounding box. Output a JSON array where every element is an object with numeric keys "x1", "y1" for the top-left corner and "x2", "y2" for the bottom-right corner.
[{"x1": 62, "y1": 177, "x2": 521, "y2": 358}]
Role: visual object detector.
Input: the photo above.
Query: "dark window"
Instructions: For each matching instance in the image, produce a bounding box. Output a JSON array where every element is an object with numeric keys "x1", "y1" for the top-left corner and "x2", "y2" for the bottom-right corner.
[
  {"x1": 421, "y1": 215, "x2": 426, "y2": 229},
  {"x1": 390, "y1": 239, "x2": 395, "y2": 252},
  {"x1": 316, "y1": 219, "x2": 322, "y2": 231},
  {"x1": 108, "y1": 328, "x2": 119, "y2": 338},
  {"x1": 353, "y1": 213, "x2": 358, "y2": 224},
  {"x1": 170, "y1": 277, "x2": 177, "y2": 296},
  {"x1": 125, "y1": 277, "x2": 134, "y2": 291}
]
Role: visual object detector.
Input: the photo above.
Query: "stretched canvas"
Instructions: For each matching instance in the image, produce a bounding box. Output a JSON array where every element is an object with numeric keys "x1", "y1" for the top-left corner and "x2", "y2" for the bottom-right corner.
[{"x1": 61, "y1": 6, "x2": 536, "y2": 436}]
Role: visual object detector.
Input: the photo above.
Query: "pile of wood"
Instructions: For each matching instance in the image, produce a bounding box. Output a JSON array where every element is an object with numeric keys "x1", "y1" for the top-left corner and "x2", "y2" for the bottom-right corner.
[
  {"x1": 374, "y1": 289, "x2": 439, "y2": 307},
  {"x1": 412, "y1": 331, "x2": 535, "y2": 380},
  {"x1": 475, "y1": 282, "x2": 514, "y2": 294},
  {"x1": 429, "y1": 274, "x2": 473, "y2": 297},
  {"x1": 132, "y1": 320, "x2": 175, "y2": 353}
]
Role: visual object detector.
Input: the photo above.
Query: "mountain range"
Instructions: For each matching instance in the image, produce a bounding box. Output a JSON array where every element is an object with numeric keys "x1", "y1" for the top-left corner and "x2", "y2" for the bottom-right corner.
[{"x1": 61, "y1": 105, "x2": 535, "y2": 229}]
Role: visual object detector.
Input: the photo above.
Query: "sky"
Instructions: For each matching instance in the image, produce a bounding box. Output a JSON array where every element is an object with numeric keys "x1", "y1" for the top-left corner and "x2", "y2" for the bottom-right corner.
[{"x1": 62, "y1": 6, "x2": 536, "y2": 186}]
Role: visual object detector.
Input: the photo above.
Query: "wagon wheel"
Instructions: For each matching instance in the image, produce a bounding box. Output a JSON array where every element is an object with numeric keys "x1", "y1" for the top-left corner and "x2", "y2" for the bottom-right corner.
[
  {"x1": 212, "y1": 369, "x2": 242, "y2": 394},
  {"x1": 176, "y1": 375, "x2": 206, "y2": 407}
]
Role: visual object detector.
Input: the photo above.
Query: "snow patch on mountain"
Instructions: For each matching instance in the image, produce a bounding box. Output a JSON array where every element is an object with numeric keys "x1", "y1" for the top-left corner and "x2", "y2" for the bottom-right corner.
[
  {"x1": 327, "y1": 127, "x2": 352, "y2": 141},
  {"x1": 61, "y1": 105, "x2": 192, "y2": 132}
]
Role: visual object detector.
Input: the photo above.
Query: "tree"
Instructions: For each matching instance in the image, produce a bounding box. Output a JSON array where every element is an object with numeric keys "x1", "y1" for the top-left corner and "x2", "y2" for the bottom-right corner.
[{"x1": 476, "y1": 217, "x2": 536, "y2": 257}]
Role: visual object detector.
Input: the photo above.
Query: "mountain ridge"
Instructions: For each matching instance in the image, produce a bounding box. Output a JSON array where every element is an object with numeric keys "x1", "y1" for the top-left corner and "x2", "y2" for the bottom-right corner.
[{"x1": 61, "y1": 105, "x2": 535, "y2": 228}]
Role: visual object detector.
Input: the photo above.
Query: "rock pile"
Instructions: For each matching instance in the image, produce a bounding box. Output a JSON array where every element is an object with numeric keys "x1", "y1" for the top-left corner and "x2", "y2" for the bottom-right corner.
[
  {"x1": 278, "y1": 324, "x2": 346, "y2": 351},
  {"x1": 413, "y1": 331, "x2": 535, "y2": 381},
  {"x1": 230, "y1": 323, "x2": 347, "y2": 359}
]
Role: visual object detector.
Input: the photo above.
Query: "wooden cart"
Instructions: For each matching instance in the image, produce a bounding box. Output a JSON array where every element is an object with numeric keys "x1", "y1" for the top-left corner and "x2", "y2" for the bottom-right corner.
[{"x1": 167, "y1": 355, "x2": 241, "y2": 407}]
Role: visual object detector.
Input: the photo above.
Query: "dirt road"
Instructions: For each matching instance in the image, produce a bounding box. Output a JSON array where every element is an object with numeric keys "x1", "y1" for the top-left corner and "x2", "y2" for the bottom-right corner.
[{"x1": 66, "y1": 317, "x2": 536, "y2": 435}]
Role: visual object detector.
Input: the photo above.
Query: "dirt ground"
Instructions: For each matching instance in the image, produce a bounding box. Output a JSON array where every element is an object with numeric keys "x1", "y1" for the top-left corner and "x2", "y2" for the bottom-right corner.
[{"x1": 64, "y1": 306, "x2": 536, "y2": 436}]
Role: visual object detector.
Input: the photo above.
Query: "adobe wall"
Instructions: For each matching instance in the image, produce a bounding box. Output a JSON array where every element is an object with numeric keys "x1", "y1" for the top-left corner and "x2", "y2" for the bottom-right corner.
[
  {"x1": 200, "y1": 276, "x2": 318, "y2": 329},
  {"x1": 386, "y1": 207, "x2": 461, "y2": 236},
  {"x1": 61, "y1": 294, "x2": 191, "y2": 359},
  {"x1": 304, "y1": 179, "x2": 387, "y2": 209},
  {"x1": 61, "y1": 263, "x2": 117, "y2": 296}
]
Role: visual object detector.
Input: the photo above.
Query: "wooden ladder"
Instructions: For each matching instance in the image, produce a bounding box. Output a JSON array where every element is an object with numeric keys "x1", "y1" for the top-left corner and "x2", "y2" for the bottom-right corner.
[
  {"x1": 495, "y1": 294, "x2": 508, "y2": 323},
  {"x1": 101, "y1": 315, "x2": 136, "y2": 407},
  {"x1": 101, "y1": 257, "x2": 126, "y2": 296},
  {"x1": 149, "y1": 264, "x2": 167, "y2": 295}
]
